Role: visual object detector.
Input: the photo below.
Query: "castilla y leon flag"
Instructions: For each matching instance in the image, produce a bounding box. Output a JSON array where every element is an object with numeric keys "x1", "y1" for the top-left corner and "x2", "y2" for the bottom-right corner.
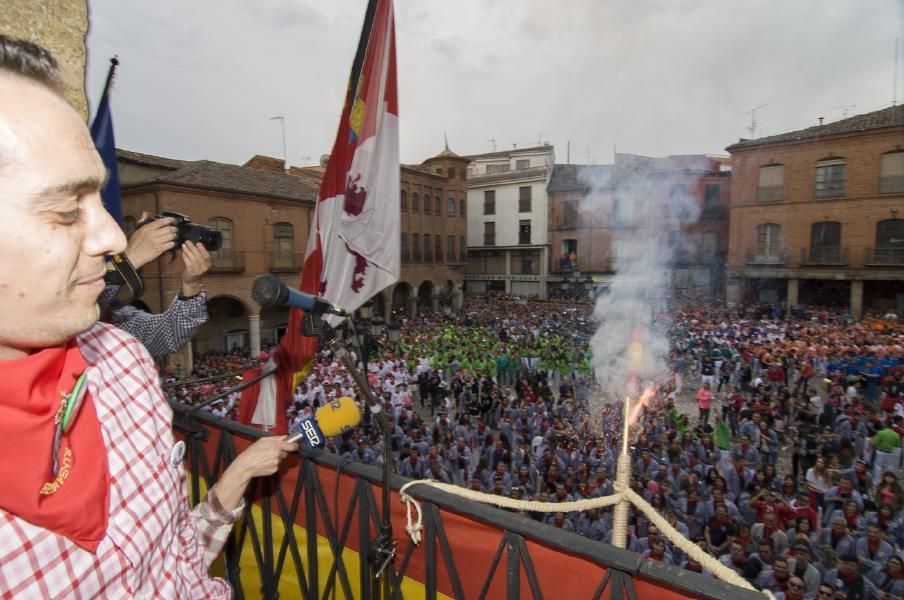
[{"x1": 248, "y1": 0, "x2": 399, "y2": 432}]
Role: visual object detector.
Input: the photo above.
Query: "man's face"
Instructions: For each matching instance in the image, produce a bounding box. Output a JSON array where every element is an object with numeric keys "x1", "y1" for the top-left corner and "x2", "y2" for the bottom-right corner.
[{"x1": 0, "y1": 73, "x2": 125, "y2": 357}]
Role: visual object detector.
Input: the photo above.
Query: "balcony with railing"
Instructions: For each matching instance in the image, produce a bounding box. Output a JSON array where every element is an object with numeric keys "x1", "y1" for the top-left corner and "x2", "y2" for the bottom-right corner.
[
  {"x1": 800, "y1": 246, "x2": 847, "y2": 266},
  {"x1": 168, "y1": 402, "x2": 762, "y2": 600},
  {"x1": 209, "y1": 250, "x2": 245, "y2": 274},
  {"x1": 865, "y1": 246, "x2": 904, "y2": 266},
  {"x1": 557, "y1": 255, "x2": 580, "y2": 273},
  {"x1": 269, "y1": 252, "x2": 304, "y2": 273},
  {"x1": 744, "y1": 247, "x2": 789, "y2": 266}
]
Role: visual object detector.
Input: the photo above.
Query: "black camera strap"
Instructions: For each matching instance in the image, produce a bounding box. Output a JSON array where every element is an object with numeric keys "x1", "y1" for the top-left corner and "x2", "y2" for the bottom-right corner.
[{"x1": 103, "y1": 252, "x2": 144, "y2": 302}]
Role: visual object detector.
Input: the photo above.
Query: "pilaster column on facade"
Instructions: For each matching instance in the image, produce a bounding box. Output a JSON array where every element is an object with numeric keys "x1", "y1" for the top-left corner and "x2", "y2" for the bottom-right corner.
[
  {"x1": 850, "y1": 280, "x2": 864, "y2": 320},
  {"x1": 453, "y1": 284, "x2": 463, "y2": 310},
  {"x1": 539, "y1": 247, "x2": 548, "y2": 299},
  {"x1": 786, "y1": 279, "x2": 799, "y2": 316},
  {"x1": 248, "y1": 314, "x2": 261, "y2": 357},
  {"x1": 165, "y1": 343, "x2": 194, "y2": 377},
  {"x1": 504, "y1": 250, "x2": 512, "y2": 294},
  {"x1": 407, "y1": 297, "x2": 418, "y2": 319},
  {"x1": 383, "y1": 294, "x2": 392, "y2": 322},
  {"x1": 431, "y1": 294, "x2": 440, "y2": 313}
]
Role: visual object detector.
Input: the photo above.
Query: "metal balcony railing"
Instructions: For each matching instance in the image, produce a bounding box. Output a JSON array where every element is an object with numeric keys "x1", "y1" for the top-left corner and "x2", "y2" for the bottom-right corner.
[
  {"x1": 800, "y1": 246, "x2": 847, "y2": 266},
  {"x1": 744, "y1": 247, "x2": 789, "y2": 266},
  {"x1": 209, "y1": 250, "x2": 245, "y2": 274},
  {"x1": 866, "y1": 246, "x2": 904, "y2": 265},
  {"x1": 269, "y1": 252, "x2": 304, "y2": 273},
  {"x1": 170, "y1": 402, "x2": 764, "y2": 600}
]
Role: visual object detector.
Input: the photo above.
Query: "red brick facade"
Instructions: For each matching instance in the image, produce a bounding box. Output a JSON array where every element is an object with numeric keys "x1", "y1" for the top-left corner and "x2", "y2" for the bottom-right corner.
[{"x1": 725, "y1": 106, "x2": 904, "y2": 316}]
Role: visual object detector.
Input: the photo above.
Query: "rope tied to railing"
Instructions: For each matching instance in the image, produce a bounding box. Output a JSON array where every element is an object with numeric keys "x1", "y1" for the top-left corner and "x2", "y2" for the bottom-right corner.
[{"x1": 398, "y1": 479, "x2": 776, "y2": 600}]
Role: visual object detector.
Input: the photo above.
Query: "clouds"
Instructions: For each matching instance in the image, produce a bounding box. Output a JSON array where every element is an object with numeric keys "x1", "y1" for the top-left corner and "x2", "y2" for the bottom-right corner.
[{"x1": 86, "y1": 0, "x2": 902, "y2": 166}]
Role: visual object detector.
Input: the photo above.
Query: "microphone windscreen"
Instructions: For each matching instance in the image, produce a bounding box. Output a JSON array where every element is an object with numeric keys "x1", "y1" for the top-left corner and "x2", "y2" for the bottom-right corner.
[
  {"x1": 251, "y1": 274, "x2": 282, "y2": 308},
  {"x1": 315, "y1": 396, "x2": 362, "y2": 437}
]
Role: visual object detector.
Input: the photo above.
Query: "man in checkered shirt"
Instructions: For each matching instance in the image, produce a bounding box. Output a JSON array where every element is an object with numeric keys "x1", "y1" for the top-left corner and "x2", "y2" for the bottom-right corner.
[{"x1": 0, "y1": 35, "x2": 298, "y2": 598}]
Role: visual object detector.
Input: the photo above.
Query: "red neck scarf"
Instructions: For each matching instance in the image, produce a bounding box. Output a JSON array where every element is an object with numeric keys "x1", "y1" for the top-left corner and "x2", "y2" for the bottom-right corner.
[{"x1": 0, "y1": 341, "x2": 109, "y2": 551}]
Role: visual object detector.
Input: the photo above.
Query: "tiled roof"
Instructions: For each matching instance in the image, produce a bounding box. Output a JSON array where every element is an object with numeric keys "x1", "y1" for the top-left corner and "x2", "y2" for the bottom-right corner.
[
  {"x1": 117, "y1": 149, "x2": 188, "y2": 170},
  {"x1": 123, "y1": 159, "x2": 319, "y2": 203},
  {"x1": 547, "y1": 164, "x2": 614, "y2": 193},
  {"x1": 726, "y1": 105, "x2": 904, "y2": 151}
]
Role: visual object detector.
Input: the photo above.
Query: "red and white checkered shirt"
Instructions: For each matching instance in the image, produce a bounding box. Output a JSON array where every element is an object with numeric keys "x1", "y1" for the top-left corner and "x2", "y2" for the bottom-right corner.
[{"x1": 0, "y1": 324, "x2": 241, "y2": 599}]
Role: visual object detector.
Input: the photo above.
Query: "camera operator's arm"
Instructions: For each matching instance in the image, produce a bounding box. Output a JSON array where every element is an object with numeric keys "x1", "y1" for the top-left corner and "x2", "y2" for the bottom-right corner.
[
  {"x1": 100, "y1": 213, "x2": 177, "y2": 312},
  {"x1": 109, "y1": 242, "x2": 212, "y2": 357}
]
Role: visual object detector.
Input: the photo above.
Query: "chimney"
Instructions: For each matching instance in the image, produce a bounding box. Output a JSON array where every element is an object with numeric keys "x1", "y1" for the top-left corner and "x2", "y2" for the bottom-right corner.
[{"x1": 818, "y1": 117, "x2": 824, "y2": 125}]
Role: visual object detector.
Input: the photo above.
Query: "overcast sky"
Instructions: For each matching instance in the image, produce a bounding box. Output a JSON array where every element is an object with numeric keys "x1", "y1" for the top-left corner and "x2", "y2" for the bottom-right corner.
[{"x1": 86, "y1": 0, "x2": 903, "y2": 168}]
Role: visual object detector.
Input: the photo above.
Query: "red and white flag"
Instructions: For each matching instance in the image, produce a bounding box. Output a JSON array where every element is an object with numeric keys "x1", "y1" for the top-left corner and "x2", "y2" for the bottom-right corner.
[{"x1": 268, "y1": 0, "x2": 400, "y2": 417}]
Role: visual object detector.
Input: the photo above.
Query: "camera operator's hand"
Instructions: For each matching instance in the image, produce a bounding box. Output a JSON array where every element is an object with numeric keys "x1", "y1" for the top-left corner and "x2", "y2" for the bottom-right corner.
[
  {"x1": 180, "y1": 241, "x2": 212, "y2": 298},
  {"x1": 125, "y1": 211, "x2": 177, "y2": 268}
]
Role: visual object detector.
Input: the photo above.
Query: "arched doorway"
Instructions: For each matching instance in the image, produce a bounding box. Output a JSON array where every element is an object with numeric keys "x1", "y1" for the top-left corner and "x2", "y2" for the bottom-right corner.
[
  {"x1": 437, "y1": 279, "x2": 455, "y2": 308},
  {"x1": 196, "y1": 296, "x2": 250, "y2": 354},
  {"x1": 260, "y1": 305, "x2": 291, "y2": 346},
  {"x1": 392, "y1": 282, "x2": 412, "y2": 317},
  {"x1": 417, "y1": 281, "x2": 434, "y2": 312}
]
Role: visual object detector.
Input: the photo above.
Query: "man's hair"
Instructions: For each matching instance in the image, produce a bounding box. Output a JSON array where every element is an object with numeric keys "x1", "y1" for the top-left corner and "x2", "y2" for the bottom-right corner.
[{"x1": 0, "y1": 34, "x2": 63, "y2": 91}]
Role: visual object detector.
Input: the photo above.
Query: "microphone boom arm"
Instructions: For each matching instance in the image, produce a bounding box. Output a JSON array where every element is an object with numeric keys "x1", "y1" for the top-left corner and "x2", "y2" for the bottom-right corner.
[{"x1": 326, "y1": 338, "x2": 392, "y2": 432}]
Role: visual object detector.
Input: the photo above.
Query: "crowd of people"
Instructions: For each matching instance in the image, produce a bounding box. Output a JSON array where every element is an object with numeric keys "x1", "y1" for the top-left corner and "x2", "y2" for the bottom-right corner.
[{"x1": 168, "y1": 294, "x2": 904, "y2": 599}]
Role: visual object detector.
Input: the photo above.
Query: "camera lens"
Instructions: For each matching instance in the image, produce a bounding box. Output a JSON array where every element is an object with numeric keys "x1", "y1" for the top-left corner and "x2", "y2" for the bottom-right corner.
[{"x1": 183, "y1": 223, "x2": 222, "y2": 251}]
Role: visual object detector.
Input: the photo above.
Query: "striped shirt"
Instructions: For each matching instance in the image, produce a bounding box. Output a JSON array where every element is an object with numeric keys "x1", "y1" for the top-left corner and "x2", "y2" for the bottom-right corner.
[{"x1": 0, "y1": 323, "x2": 240, "y2": 599}]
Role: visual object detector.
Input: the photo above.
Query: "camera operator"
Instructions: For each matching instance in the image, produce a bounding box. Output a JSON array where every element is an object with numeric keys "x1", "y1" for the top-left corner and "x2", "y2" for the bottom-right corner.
[{"x1": 100, "y1": 211, "x2": 212, "y2": 357}]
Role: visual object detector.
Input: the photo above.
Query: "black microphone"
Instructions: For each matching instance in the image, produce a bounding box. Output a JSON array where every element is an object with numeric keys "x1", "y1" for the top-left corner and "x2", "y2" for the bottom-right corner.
[{"x1": 251, "y1": 274, "x2": 350, "y2": 317}]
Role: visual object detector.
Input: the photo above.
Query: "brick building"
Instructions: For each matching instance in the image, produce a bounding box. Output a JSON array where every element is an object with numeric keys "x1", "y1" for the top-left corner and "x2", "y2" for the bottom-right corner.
[
  {"x1": 725, "y1": 105, "x2": 904, "y2": 316},
  {"x1": 547, "y1": 154, "x2": 731, "y2": 298},
  {"x1": 117, "y1": 147, "x2": 468, "y2": 372}
]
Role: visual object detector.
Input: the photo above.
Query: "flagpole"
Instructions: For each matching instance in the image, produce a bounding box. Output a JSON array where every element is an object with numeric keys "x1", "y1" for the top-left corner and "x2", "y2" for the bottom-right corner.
[{"x1": 99, "y1": 56, "x2": 119, "y2": 103}]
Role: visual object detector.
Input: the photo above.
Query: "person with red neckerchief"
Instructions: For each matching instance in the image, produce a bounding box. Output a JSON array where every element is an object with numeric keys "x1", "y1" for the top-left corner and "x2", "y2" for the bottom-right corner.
[{"x1": 0, "y1": 35, "x2": 297, "y2": 598}]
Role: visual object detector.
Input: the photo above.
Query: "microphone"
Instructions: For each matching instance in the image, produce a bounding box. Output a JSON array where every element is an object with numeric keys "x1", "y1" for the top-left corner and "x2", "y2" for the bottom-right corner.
[
  {"x1": 287, "y1": 396, "x2": 362, "y2": 447},
  {"x1": 251, "y1": 274, "x2": 350, "y2": 317}
]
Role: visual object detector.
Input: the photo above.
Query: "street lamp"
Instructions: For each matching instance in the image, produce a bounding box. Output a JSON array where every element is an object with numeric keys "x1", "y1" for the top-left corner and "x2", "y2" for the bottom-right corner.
[
  {"x1": 387, "y1": 321, "x2": 402, "y2": 346},
  {"x1": 370, "y1": 315, "x2": 385, "y2": 338}
]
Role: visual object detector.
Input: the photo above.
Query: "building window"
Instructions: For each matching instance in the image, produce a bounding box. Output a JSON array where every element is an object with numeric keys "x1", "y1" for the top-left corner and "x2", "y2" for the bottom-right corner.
[
  {"x1": 814, "y1": 158, "x2": 845, "y2": 198},
  {"x1": 513, "y1": 250, "x2": 539, "y2": 274},
  {"x1": 702, "y1": 232, "x2": 717, "y2": 257},
  {"x1": 424, "y1": 234, "x2": 432, "y2": 262},
  {"x1": 562, "y1": 200, "x2": 578, "y2": 228},
  {"x1": 484, "y1": 190, "x2": 495, "y2": 215},
  {"x1": 435, "y1": 195, "x2": 442, "y2": 216},
  {"x1": 447, "y1": 197, "x2": 455, "y2": 216},
  {"x1": 412, "y1": 233, "x2": 420, "y2": 261},
  {"x1": 875, "y1": 219, "x2": 904, "y2": 264},
  {"x1": 668, "y1": 185, "x2": 691, "y2": 221},
  {"x1": 810, "y1": 221, "x2": 841, "y2": 263},
  {"x1": 208, "y1": 217, "x2": 234, "y2": 263},
  {"x1": 519, "y1": 220, "x2": 531, "y2": 245},
  {"x1": 516, "y1": 159, "x2": 530, "y2": 170},
  {"x1": 755, "y1": 223, "x2": 782, "y2": 261},
  {"x1": 400, "y1": 190, "x2": 407, "y2": 212},
  {"x1": 447, "y1": 235, "x2": 455, "y2": 262},
  {"x1": 757, "y1": 164, "x2": 784, "y2": 202},
  {"x1": 519, "y1": 186, "x2": 532, "y2": 212},
  {"x1": 423, "y1": 194, "x2": 431, "y2": 215},
  {"x1": 486, "y1": 164, "x2": 509, "y2": 174},
  {"x1": 459, "y1": 198, "x2": 466, "y2": 216},
  {"x1": 703, "y1": 184, "x2": 721, "y2": 217},
  {"x1": 411, "y1": 192, "x2": 419, "y2": 213},
  {"x1": 459, "y1": 235, "x2": 466, "y2": 262},
  {"x1": 447, "y1": 167, "x2": 456, "y2": 179},
  {"x1": 400, "y1": 232, "x2": 409, "y2": 262},
  {"x1": 879, "y1": 151, "x2": 904, "y2": 193},
  {"x1": 560, "y1": 239, "x2": 578, "y2": 271},
  {"x1": 484, "y1": 222, "x2": 495, "y2": 246},
  {"x1": 273, "y1": 222, "x2": 294, "y2": 267},
  {"x1": 434, "y1": 235, "x2": 442, "y2": 261}
]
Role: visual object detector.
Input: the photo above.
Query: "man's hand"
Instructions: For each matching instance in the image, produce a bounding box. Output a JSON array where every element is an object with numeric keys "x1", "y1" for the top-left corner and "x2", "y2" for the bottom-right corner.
[
  {"x1": 179, "y1": 241, "x2": 213, "y2": 298},
  {"x1": 124, "y1": 212, "x2": 177, "y2": 269},
  {"x1": 214, "y1": 436, "x2": 299, "y2": 511}
]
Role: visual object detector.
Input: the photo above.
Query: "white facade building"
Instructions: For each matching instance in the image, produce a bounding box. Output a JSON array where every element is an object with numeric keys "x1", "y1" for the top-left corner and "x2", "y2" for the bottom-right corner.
[{"x1": 464, "y1": 145, "x2": 554, "y2": 298}]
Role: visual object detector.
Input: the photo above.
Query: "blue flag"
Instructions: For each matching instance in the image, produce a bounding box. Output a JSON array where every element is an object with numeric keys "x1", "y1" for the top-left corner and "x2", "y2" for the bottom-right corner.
[{"x1": 89, "y1": 59, "x2": 122, "y2": 227}]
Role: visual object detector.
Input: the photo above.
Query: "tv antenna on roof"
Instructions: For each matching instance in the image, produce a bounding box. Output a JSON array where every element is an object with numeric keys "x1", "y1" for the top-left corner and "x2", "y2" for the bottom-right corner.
[
  {"x1": 487, "y1": 138, "x2": 496, "y2": 152},
  {"x1": 744, "y1": 104, "x2": 768, "y2": 139},
  {"x1": 831, "y1": 104, "x2": 856, "y2": 118}
]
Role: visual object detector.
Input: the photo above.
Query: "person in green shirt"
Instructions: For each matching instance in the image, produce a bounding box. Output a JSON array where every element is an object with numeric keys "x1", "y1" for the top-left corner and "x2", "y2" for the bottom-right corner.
[{"x1": 871, "y1": 418, "x2": 902, "y2": 485}]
